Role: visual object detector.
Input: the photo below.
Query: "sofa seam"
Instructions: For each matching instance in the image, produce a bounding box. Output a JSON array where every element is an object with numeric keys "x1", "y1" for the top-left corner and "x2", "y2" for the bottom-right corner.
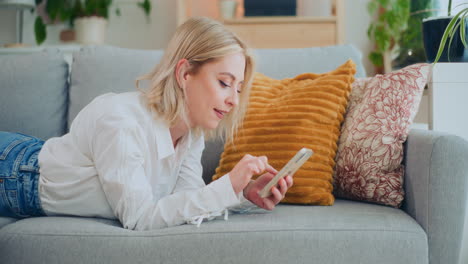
[
  {"x1": 425, "y1": 133, "x2": 439, "y2": 264},
  {"x1": 0, "y1": 228, "x2": 427, "y2": 239},
  {"x1": 427, "y1": 134, "x2": 437, "y2": 255}
]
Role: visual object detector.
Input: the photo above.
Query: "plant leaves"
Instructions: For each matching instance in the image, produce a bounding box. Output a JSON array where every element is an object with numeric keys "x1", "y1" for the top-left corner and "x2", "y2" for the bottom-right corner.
[
  {"x1": 367, "y1": 0, "x2": 410, "y2": 68},
  {"x1": 369, "y1": 51, "x2": 384, "y2": 67},
  {"x1": 459, "y1": 10, "x2": 468, "y2": 48},
  {"x1": 46, "y1": 0, "x2": 62, "y2": 21},
  {"x1": 434, "y1": 16, "x2": 459, "y2": 62},
  {"x1": 375, "y1": 28, "x2": 391, "y2": 51},
  {"x1": 434, "y1": 8, "x2": 468, "y2": 63},
  {"x1": 379, "y1": 0, "x2": 390, "y2": 7},
  {"x1": 367, "y1": 1, "x2": 379, "y2": 14},
  {"x1": 447, "y1": 23, "x2": 460, "y2": 61},
  {"x1": 34, "y1": 17, "x2": 46, "y2": 45},
  {"x1": 138, "y1": 0, "x2": 151, "y2": 16},
  {"x1": 367, "y1": 23, "x2": 375, "y2": 38}
]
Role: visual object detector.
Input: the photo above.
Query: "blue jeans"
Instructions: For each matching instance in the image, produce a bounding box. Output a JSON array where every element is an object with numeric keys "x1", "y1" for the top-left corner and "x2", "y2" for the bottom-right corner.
[{"x1": 0, "y1": 132, "x2": 46, "y2": 218}]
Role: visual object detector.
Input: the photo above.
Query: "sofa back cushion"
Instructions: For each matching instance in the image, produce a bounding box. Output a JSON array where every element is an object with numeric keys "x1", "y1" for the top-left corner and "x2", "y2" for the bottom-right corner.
[
  {"x1": 0, "y1": 49, "x2": 68, "y2": 140},
  {"x1": 68, "y1": 46, "x2": 164, "y2": 126},
  {"x1": 254, "y1": 45, "x2": 366, "y2": 79}
]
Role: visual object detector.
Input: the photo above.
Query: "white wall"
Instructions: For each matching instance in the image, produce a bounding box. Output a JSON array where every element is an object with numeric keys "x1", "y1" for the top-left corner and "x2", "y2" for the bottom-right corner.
[
  {"x1": 343, "y1": 0, "x2": 374, "y2": 76},
  {"x1": 15, "y1": 0, "x2": 177, "y2": 49},
  {"x1": 105, "y1": 0, "x2": 177, "y2": 49}
]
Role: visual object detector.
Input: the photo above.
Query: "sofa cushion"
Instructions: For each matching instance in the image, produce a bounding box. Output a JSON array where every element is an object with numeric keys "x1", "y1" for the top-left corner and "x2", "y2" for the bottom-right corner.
[
  {"x1": 68, "y1": 46, "x2": 164, "y2": 126},
  {"x1": 0, "y1": 217, "x2": 17, "y2": 229},
  {"x1": 0, "y1": 49, "x2": 68, "y2": 140},
  {"x1": 253, "y1": 44, "x2": 367, "y2": 79},
  {"x1": 0, "y1": 200, "x2": 427, "y2": 264},
  {"x1": 334, "y1": 64, "x2": 430, "y2": 207},
  {"x1": 212, "y1": 61, "x2": 356, "y2": 205}
]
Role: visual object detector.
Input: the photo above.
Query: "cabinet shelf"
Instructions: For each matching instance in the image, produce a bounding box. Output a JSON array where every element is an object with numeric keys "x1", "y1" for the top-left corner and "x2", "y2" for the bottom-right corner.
[
  {"x1": 177, "y1": 0, "x2": 344, "y2": 49},
  {"x1": 222, "y1": 16, "x2": 338, "y2": 24}
]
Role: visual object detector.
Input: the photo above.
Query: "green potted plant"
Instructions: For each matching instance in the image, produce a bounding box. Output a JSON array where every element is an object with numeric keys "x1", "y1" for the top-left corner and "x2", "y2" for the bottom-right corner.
[
  {"x1": 34, "y1": 0, "x2": 151, "y2": 45},
  {"x1": 367, "y1": 0, "x2": 410, "y2": 73},
  {"x1": 392, "y1": 0, "x2": 436, "y2": 69},
  {"x1": 422, "y1": 0, "x2": 468, "y2": 63}
]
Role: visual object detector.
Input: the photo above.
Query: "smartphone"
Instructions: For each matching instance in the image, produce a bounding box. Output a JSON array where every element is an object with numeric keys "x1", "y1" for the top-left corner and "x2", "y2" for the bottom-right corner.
[{"x1": 259, "y1": 148, "x2": 314, "y2": 198}]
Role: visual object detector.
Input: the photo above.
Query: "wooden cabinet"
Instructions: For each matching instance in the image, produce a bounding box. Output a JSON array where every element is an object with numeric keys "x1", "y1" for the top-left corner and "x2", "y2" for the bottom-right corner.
[
  {"x1": 176, "y1": 0, "x2": 344, "y2": 49},
  {"x1": 222, "y1": 16, "x2": 342, "y2": 48}
]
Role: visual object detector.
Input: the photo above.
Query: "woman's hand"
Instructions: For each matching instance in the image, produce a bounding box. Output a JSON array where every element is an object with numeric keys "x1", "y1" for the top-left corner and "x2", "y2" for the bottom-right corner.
[
  {"x1": 243, "y1": 173, "x2": 293, "y2": 210},
  {"x1": 229, "y1": 154, "x2": 277, "y2": 194}
]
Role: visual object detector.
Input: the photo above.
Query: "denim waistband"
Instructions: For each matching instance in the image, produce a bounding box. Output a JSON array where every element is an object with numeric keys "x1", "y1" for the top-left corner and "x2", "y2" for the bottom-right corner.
[{"x1": 0, "y1": 132, "x2": 46, "y2": 218}]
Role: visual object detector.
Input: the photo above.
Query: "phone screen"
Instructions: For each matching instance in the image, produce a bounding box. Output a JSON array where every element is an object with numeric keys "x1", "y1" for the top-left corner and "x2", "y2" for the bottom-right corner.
[{"x1": 258, "y1": 148, "x2": 313, "y2": 198}]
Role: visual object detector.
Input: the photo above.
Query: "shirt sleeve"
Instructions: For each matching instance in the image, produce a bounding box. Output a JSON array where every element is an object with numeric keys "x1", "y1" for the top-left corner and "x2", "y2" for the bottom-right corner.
[
  {"x1": 172, "y1": 135, "x2": 252, "y2": 223},
  {"x1": 92, "y1": 117, "x2": 241, "y2": 230},
  {"x1": 229, "y1": 191, "x2": 260, "y2": 214},
  {"x1": 173, "y1": 136, "x2": 259, "y2": 216}
]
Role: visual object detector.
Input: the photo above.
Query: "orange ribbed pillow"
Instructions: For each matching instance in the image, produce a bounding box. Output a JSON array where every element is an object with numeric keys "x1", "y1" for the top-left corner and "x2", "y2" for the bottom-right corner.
[{"x1": 212, "y1": 60, "x2": 356, "y2": 205}]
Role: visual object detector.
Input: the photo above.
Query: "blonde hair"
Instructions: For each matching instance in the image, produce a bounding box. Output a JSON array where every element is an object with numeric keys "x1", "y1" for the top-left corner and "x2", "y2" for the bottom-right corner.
[{"x1": 136, "y1": 16, "x2": 255, "y2": 142}]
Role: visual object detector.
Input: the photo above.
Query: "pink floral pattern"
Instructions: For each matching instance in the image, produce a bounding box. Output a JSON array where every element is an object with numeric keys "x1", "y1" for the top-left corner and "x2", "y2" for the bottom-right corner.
[{"x1": 334, "y1": 64, "x2": 430, "y2": 207}]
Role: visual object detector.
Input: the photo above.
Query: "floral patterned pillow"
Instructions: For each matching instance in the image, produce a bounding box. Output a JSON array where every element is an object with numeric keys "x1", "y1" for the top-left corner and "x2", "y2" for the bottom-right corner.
[{"x1": 333, "y1": 63, "x2": 430, "y2": 207}]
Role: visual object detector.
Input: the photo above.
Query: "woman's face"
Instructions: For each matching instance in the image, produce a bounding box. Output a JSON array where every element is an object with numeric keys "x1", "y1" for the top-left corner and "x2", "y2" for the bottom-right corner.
[{"x1": 184, "y1": 52, "x2": 245, "y2": 130}]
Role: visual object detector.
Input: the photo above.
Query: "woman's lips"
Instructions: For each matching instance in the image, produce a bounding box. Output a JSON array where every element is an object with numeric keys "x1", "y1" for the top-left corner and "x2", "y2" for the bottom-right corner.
[{"x1": 214, "y1": 109, "x2": 224, "y2": 119}]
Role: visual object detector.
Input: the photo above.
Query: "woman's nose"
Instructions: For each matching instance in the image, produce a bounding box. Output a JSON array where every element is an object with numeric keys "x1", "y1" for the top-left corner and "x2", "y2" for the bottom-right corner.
[{"x1": 226, "y1": 89, "x2": 239, "y2": 108}]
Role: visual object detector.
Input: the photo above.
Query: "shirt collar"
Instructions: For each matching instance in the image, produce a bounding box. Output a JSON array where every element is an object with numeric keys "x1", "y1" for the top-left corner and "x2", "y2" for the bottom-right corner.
[{"x1": 153, "y1": 117, "x2": 193, "y2": 161}]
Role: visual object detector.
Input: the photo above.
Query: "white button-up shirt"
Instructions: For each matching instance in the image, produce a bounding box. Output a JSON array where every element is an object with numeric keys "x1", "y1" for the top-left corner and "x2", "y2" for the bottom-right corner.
[{"x1": 38, "y1": 92, "x2": 248, "y2": 230}]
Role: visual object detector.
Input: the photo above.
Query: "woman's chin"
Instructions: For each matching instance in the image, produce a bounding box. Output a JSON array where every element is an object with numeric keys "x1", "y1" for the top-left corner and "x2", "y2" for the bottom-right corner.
[{"x1": 202, "y1": 120, "x2": 220, "y2": 131}]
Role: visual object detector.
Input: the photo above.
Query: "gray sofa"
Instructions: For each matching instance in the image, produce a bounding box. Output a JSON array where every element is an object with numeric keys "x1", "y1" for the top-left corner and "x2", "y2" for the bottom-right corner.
[{"x1": 0, "y1": 45, "x2": 467, "y2": 264}]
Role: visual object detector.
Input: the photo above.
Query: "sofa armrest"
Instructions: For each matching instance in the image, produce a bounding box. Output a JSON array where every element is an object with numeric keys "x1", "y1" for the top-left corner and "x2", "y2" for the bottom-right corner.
[{"x1": 403, "y1": 129, "x2": 468, "y2": 264}]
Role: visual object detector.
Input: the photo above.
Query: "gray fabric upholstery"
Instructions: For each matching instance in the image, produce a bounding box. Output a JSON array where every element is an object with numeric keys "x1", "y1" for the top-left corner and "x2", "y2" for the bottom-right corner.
[
  {"x1": 403, "y1": 129, "x2": 468, "y2": 264},
  {"x1": 253, "y1": 44, "x2": 366, "y2": 79},
  {"x1": 68, "y1": 46, "x2": 164, "y2": 125},
  {"x1": 0, "y1": 200, "x2": 427, "y2": 264},
  {"x1": 0, "y1": 217, "x2": 16, "y2": 229},
  {"x1": 0, "y1": 49, "x2": 68, "y2": 140},
  {"x1": 201, "y1": 138, "x2": 225, "y2": 184}
]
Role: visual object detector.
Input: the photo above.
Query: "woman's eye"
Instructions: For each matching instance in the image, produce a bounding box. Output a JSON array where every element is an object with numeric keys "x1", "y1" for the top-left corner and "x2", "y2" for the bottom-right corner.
[
  {"x1": 237, "y1": 90, "x2": 242, "y2": 94},
  {"x1": 219, "y1": 80, "x2": 229, "y2": 87}
]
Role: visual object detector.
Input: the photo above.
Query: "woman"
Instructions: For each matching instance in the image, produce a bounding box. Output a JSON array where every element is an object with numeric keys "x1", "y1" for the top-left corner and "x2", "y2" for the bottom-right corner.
[{"x1": 0, "y1": 17, "x2": 293, "y2": 230}]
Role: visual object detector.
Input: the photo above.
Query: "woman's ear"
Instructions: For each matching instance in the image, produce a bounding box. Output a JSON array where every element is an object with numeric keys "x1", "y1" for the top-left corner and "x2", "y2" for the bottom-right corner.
[{"x1": 175, "y1": 59, "x2": 191, "y2": 90}]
